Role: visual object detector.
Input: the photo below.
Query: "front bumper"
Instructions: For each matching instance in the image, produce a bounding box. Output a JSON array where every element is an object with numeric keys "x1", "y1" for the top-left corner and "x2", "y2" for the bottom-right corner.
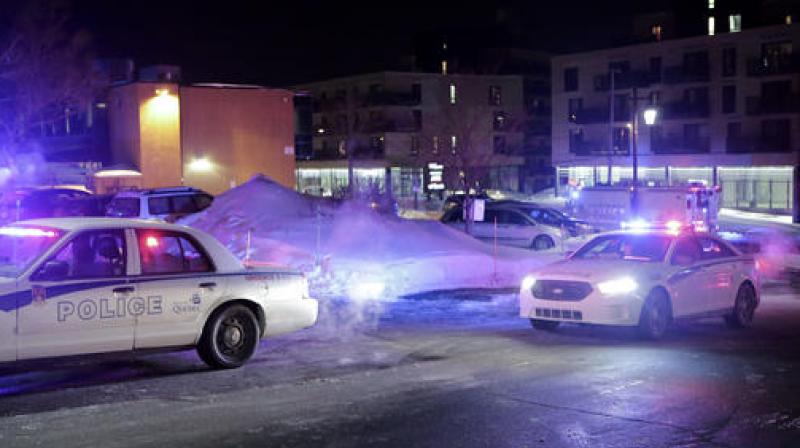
[{"x1": 520, "y1": 288, "x2": 646, "y2": 326}]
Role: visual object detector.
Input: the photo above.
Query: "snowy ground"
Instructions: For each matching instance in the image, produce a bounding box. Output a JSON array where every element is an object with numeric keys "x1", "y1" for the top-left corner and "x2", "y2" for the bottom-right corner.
[{"x1": 1, "y1": 286, "x2": 800, "y2": 447}]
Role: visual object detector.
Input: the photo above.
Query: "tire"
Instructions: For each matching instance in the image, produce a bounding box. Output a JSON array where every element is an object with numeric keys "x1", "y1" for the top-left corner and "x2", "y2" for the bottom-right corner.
[
  {"x1": 725, "y1": 283, "x2": 756, "y2": 329},
  {"x1": 532, "y1": 235, "x2": 555, "y2": 251},
  {"x1": 530, "y1": 319, "x2": 560, "y2": 331},
  {"x1": 198, "y1": 304, "x2": 260, "y2": 369},
  {"x1": 638, "y1": 290, "x2": 671, "y2": 340}
]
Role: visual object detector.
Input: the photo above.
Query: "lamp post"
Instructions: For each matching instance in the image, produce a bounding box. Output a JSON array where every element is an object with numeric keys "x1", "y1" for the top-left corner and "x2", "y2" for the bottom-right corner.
[{"x1": 629, "y1": 85, "x2": 659, "y2": 215}]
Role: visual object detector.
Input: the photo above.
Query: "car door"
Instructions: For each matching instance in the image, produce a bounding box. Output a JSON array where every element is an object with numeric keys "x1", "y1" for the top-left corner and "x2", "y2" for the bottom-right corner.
[
  {"x1": 696, "y1": 236, "x2": 738, "y2": 311},
  {"x1": 499, "y1": 210, "x2": 539, "y2": 247},
  {"x1": 17, "y1": 229, "x2": 135, "y2": 359},
  {"x1": 667, "y1": 236, "x2": 717, "y2": 317},
  {"x1": 131, "y1": 229, "x2": 227, "y2": 349},
  {"x1": 470, "y1": 209, "x2": 497, "y2": 241}
]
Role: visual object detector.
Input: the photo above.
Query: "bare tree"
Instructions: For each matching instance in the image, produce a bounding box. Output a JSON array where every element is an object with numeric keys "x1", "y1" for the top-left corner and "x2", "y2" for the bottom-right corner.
[{"x1": 0, "y1": 0, "x2": 101, "y2": 177}]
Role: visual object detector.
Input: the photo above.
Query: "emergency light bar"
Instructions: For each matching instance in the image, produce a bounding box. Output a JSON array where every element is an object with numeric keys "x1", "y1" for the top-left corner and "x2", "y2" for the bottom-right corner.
[
  {"x1": 0, "y1": 227, "x2": 58, "y2": 238},
  {"x1": 620, "y1": 219, "x2": 706, "y2": 234}
]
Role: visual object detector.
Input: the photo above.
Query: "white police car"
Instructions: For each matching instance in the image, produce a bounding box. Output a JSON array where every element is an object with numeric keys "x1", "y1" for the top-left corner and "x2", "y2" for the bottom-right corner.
[
  {"x1": 520, "y1": 227, "x2": 760, "y2": 339},
  {"x1": 0, "y1": 218, "x2": 318, "y2": 368}
]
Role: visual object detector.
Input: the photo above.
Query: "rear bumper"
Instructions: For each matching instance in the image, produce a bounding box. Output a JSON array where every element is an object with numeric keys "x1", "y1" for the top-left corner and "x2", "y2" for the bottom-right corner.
[{"x1": 264, "y1": 297, "x2": 319, "y2": 337}]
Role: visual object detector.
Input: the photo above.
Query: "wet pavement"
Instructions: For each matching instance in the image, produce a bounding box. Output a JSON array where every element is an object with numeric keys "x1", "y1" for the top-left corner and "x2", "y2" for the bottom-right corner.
[{"x1": 1, "y1": 287, "x2": 800, "y2": 447}]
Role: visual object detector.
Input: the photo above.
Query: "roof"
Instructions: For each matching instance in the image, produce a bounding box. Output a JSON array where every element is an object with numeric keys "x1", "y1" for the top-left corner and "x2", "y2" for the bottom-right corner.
[{"x1": 9, "y1": 217, "x2": 196, "y2": 233}]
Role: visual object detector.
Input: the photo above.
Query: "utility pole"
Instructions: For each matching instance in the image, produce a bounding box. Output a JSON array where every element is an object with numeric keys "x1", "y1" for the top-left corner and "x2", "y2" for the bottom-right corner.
[{"x1": 607, "y1": 69, "x2": 615, "y2": 185}]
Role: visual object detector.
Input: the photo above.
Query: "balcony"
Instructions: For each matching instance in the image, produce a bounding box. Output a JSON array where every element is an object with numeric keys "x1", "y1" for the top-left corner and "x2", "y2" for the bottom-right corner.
[
  {"x1": 569, "y1": 140, "x2": 629, "y2": 156},
  {"x1": 660, "y1": 100, "x2": 710, "y2": 120},
  {"x1": 662, "y1": 66, "x2": 709, "y2": 84},
  {"x1": 571, "y1": 106, "x2": 631, "y2": 125},
  {"x1": 727, "y1": 136, "x2": 793, "y2": 154},
  {"x1": 360, "y1": 90, "x2": 421, "y2": 107},
  {"x1": 745, "y1": 95, "x2": 800, "y2": 115},
  {"x1": 593, "y1": 70, "x2": 658, "y2": 91},
  {"x1": 747, "y1": 54, "x2": 800, "y2": 77},
  {"x1": 651, "y1": 136, "x2": 710, "y2": 154}
]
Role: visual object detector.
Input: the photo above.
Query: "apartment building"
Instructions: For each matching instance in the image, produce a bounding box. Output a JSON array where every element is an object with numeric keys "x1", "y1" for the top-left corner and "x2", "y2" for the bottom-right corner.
[
  {"x1": 294, "y1": 71, "x2": 525, "y2": 199},
  {"x1": 552, "y1": 23, "x2": 799, "y2": 215}
]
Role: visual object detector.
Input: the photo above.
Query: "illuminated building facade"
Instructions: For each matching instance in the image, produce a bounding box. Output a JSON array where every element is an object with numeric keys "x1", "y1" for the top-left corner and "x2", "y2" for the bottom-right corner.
[{"x1": 552, "y1": 23, "x2": 799, "y2": 216}]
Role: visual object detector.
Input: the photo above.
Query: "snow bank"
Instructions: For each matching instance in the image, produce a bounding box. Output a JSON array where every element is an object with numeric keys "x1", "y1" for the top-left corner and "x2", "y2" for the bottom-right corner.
[{"x1": 182, "y1": 175, "x2": 560, "y2": 298}]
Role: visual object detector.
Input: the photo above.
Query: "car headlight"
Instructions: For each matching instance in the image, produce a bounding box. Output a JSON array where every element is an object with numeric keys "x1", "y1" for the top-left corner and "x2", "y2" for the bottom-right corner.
[
  {"x1": 597, "y1": 277, "x2": 638, "y2": 295},
  {"x1": 521, "y1": 275, "x2": 537, "y2": 291}
]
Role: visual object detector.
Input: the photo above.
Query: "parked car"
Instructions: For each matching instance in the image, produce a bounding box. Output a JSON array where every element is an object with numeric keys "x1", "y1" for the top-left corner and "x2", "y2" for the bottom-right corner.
[
  {"x1": 510, "y1": 204, "x2": 596, "y2": 237},
  {"x1": 0, "y1": 217, "x2": 318, "y2": 368},
  {"x1": 519, "y1": 228, "x2": 760, "y2": 339},
  {"x1": 0, "y1": 187, "x2": 91, "y2": 223},
  {"x1": 441, "y1": 203, "x2": 563, "y2": 250},
  {"x1": 106, "y1": 187, "x2": 214, "y2": 221}
]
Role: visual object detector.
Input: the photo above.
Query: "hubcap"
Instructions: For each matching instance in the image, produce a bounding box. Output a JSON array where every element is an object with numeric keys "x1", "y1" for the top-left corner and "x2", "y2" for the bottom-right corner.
[{"x1": 219, "y1": 317, "x2": 246, "y2": 354}]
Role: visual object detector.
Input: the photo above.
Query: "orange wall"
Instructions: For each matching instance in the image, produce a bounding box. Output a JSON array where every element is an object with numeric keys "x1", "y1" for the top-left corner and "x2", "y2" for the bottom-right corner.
[
  {"x1": 107, "y1": 83, "x2": 182, "y2": 189},
  {"x1": 179, "y1": 86, "x2": 296, "y2": 194}
]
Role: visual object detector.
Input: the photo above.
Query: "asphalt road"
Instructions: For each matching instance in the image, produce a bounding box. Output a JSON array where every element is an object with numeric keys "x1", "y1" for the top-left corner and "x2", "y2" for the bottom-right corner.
[{"x1": 1, "y1": 288, "x2": 800, "y2": 448}]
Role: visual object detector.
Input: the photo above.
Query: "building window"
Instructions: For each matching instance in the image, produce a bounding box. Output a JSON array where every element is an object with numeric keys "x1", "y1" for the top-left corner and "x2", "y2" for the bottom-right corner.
[
  {"x1": 612, "y1": 127, "x2": 630, "y2": 153},
  {"x1": 651, "y1": 25, "x2": 663, "y2": 41},
  {"x1": 410, "y1": 136, "x2": 420, "y2": 156},
  {"x1": 762, "y1": 119, "x2": 791, "y2": 151},
  {"x1": 432, "y1": 136, "x2": 440, "y2": 154},
  {"x1": 729, "y1": 14, "x2": 741, "y2": 33},
  {"x1": 649, "y1": 57, "x2": 662, "y2": 81},
  {"x1": 493, "y1": 135, "x2": 507, "y2": 154},
  {"x1": 708, "y1": 0, "x2": 714, "y2": 9},
  {"x1": 722, "y1": 85, "x2": 736, "y2": 114},
  {"x1": 569, "y1": 128, "x2": 584, "y2": 153},
  {"x1": 449, "y1": 83, "x2": 457, "y2": 104},
  {"x1": 567, "y1": 98, "x2": 582, "y2": 123},
  {"x1": 649, "y1": 91, "x2": 661, "y2": 106},
  {"x1": 441, "y1": 60, "x2": 448, "y2": 75},
  {"x1": 370, "y1": 135, "x2": 385, "y2": 151},
  {"x1": 489, "y1": 86, "x2": 502, "y2": 106},
  {"x1": 564, "y1": 67, "x2": 578, "y2": 92},
  {"x1": 412, "y1": 83, "x2": 422, "y2": 102},
  {"x1": 412, "y1": 109, "x2": 422, "y2": 130},
  {"x1": 787, "y1": 15, "x2": 793, "y2": 25},
  {"x1": 450, "y1": 135, "x2": 457, "y2": 152},
  {"x1": 708, "y1": 16, "x2": 715, "y2": 36},
  {"x1": 726, "y1": 122, "x2": 741, "y2": 143},
  {"x1": 722, "y1": 47, "x2": 737, "y2": 77},
  {"x1": 494, "y1": 111, "x2": 510, "y2": 131}
]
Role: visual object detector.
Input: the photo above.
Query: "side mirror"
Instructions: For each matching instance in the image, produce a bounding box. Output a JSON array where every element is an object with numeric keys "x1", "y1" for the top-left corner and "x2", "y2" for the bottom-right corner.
[{"x1": 33, "y1": 260, "x2": 69, "y2": 281}]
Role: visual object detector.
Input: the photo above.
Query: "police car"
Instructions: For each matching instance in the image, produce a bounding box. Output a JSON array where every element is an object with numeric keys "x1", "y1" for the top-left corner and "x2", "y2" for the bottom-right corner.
[
  {"x1": 519, "y1": 224, "x2": 760, "y2": 339},
  {"x1": 0, "y1": 218, "x2": 318, "y2": 368}
]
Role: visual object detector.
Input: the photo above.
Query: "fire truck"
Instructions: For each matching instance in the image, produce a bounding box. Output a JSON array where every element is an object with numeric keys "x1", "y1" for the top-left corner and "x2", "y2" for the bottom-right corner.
[{"x1": 569, "y1": 184, "x2": 720, "y2": 232}]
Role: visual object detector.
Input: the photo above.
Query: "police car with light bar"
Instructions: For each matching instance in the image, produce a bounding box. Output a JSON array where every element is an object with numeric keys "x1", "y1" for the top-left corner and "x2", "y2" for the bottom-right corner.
[
  {"x1": 519, "y1": 223, "x2": 760, "y2": 339},
  {"x1": 0, "y1": 218, "x2": 318, "y2": 368}
]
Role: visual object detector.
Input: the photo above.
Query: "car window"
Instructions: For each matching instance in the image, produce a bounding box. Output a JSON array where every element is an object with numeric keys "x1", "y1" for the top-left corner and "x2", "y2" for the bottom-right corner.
[
  {"x1": 697, "y1": 237, "x2": 736, "y2": 260},
  {"x1": 194, "y1": 194, "x2": 213, "y2": 211},
  {"x1": 137, "y1": 230, "x2": 213, "y2": 275},
  {"x1": 171, "y1": 195, "x2": 197, "y2": 214},
  {"x1": 671, "y1": 237, "x2": 702, "y2": 266},
  {"x1": 107, "y1": 197, "x2": 141, "y2": 218},
  {"x1": 503, "y1": 211, "x2": 530, "y2": 226},
  {"x1": 148, "y1": 197, "x2": 171, "y2": 215},
  {"x1": 574, "y1": 234, "x2": 672, "y2": 262},
  {"x1": 35, "y1": 230, "x2": 126, "y2": 279}
]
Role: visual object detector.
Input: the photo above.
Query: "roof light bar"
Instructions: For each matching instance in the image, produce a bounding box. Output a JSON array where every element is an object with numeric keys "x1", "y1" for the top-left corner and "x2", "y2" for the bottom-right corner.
[{"x1": 0, "y1": 227, "x2": 58, "y2": 238}]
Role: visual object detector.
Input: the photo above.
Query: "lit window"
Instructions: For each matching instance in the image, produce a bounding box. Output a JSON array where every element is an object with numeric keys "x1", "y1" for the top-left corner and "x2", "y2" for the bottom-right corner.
[
  {"x1": 729, "y1": 14, "x2": 741, "y2": 33},
  {"x1": 432, "y1": 136, "x2": 439, "y2": 153},
  {"x1": 708, "y1": 16, "x2": 715, "y2": 36},
  {"x1": 450, "y1": 135, "x2": 457, "y2": 151},
  {"x1": 651, "y1": 25, "x2": 662, "y2": 41},
  {"x1": 708, "y1": 0, "x2": 714, "y2": 9},
  {"x1": 787, "y1": 15, "x2": 793, "y2": 25},
  {"x1": 449, "y1": 83, "x2": 457, "y2": 104},
  {"x1": 441, "y1": 60, "x2": 448, "y2": 75}
]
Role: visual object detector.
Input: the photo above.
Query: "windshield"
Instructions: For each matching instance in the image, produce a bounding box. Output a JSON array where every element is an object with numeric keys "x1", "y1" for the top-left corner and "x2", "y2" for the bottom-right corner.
[
  {"x1": 107, "y1": 197, "x2": 140, "y2": 218},
  {"x1": 0, "y1": 226, "x2": 63, "y2": 277},
  {"x1": 573, "y1": 234, "x2": 673, "y2": 262}
]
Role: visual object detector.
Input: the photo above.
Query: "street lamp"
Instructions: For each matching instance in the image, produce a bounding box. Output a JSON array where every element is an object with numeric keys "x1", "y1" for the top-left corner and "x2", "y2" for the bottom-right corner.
[{"x1": 630, "y1": 102, "x2": 659, "y2": 215}]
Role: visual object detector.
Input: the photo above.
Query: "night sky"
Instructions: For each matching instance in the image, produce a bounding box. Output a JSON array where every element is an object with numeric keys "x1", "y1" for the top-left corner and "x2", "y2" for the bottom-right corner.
[{"x1": 10, "y1": 1, "x2": 669, "y2": 87}]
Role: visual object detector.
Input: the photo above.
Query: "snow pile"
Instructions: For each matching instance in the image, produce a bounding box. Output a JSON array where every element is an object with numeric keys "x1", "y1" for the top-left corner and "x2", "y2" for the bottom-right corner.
[{"x1": 183, "y1": 175, "x2": 560, "y2": 298}]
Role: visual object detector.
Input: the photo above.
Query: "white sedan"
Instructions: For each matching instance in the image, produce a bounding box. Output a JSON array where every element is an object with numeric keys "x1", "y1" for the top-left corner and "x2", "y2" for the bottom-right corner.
[
  {"x1": 0, "y1": 218, "x2": 318, "y2": 368},
  {"x1": 519, "y1": 229, "x2": 760, "y2": 339}
]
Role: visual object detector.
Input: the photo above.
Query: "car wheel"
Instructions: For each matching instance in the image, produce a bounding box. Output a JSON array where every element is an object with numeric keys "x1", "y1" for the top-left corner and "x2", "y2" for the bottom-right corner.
[
  {"x1": 532, "y1": 235, "x2": 555, "y2": 251},
  {"x1": 725, "y1": 283, "x2": 756, "y2": 329},
  {"x1": 530, "y1": 319, "x2": 560, "y2": 331},
  {"x1": 638, "y1": 290, "x2": 671, "y2": 340},
  {"x1": 198, "y1": 304, "x2": 260, "y2": 369}
]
